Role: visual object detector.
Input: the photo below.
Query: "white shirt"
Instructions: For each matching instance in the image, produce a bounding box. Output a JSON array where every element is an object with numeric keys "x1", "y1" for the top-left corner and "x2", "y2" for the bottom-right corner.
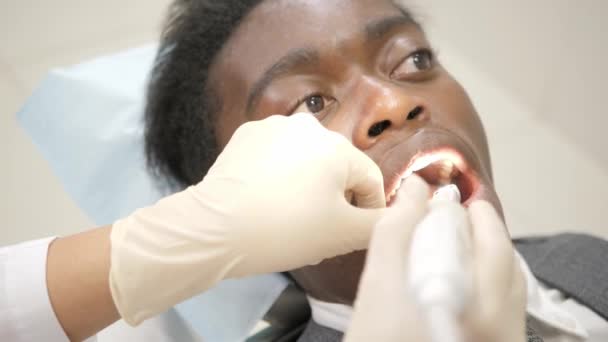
[
  {"x1": 0, "y1": 238, "x2": 202, "y2": 342},
  {"x1": 2, "y1": 238, "x2": 607, "y2": 342}
]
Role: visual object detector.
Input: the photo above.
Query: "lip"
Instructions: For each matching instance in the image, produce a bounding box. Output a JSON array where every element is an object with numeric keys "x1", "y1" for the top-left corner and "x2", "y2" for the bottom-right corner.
[
  {"x1": 378, "y1": 128, "x2": 488, "y2": 206},
  {"x1": 385, "y1": 147, "x2": 481, "y2": 206}
]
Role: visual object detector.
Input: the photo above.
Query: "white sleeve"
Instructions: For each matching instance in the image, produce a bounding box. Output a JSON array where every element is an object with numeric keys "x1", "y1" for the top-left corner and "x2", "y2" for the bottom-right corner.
[{"x1": 0, "y1": 238, "x2": 70, "y2": 342}]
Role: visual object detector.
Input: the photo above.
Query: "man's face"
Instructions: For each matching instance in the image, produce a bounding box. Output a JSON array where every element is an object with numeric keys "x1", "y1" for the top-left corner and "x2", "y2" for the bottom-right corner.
[{"x1": 210, "y1": 0, "x2": 503, "y2": 304}]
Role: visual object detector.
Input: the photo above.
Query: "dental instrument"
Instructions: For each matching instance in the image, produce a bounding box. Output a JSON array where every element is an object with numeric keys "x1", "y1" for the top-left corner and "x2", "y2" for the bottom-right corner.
[{"x1": 408, "y1": 179, "x2": 472, "y2": 342}]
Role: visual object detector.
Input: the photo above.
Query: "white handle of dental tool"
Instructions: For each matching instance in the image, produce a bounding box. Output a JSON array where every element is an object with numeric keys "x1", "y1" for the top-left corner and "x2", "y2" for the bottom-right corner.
[{"x1": 408, "y1": 184, "x2": 472, "y2": 342}]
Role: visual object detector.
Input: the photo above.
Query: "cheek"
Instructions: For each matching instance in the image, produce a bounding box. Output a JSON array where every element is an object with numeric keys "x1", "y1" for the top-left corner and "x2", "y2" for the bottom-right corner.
[
  {"x1": 434, "y1": 78, "x2": 479, "y2": 126},
  {"x1": 214, "y1": 105, "x2": 252, "y2": 150},
  {"x1": 324, "y1": 115, "x2": 358, "y2": 142},
  {"x1": 431, "y1": 77, "x2": 492, "y2": 166},
  {"x1": 209, "y1": 66, "x2": 252, "y2": 150},
  {"x1": 289, "y1": 251, "x2": 367, "y2": 305}
]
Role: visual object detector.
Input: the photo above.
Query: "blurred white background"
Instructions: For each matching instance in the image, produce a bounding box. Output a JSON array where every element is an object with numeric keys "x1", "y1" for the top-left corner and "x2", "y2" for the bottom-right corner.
[{"x1": 1, "y1": 0, "x2": 606, "y2": 245}]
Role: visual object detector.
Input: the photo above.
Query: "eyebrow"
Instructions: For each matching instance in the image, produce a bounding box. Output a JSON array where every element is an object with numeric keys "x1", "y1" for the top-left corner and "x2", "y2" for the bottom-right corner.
[
  {"x1": 365, "y1": 15, "x2": 418, "y2": 41},
  {"x1": 245, "y1": 14, "x2": 417, "y2": 115},
  {"x1": 246, "y1": 48, "x2": 320, "y2": 115}
]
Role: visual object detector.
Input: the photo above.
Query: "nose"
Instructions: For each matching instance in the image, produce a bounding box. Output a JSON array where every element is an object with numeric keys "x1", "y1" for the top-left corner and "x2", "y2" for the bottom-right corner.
[{"x1": 350, "y1": 77, "x2": 429, "y2": 150}]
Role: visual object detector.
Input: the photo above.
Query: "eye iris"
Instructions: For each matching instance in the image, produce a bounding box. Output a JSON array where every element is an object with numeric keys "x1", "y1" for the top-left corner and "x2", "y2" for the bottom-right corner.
[
  {"x1": 413, "y1": 51, "x2": 432, "y2": 70},
  {"x1": 306, "y1": 95, "x2": 325, "y2": 113}
]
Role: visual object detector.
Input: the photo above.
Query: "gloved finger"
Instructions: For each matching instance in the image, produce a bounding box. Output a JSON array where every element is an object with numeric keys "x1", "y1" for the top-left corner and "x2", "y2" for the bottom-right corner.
[
  {"x1": 511, "y1": 253, "x2": 528, "y2": 309},
  {"x1": 229, "y1": 113, "x2": 319, "y2": 147},
  {"x1": 288, "y1": 114, "x2": 386, "y2": 209},
  {"x1": 341, "y1": 141, "x2": 386, "y2": 209},
  {"x1": 361, "y1": 175, "x2": 430, "y2": 280},
  {"x1": 338, "y1": 175, "x2": 429, "y2": 268},
  {"x1": 468, "y1": 200, "x2": 514, "y2": 312},
  {"x1": 345, "y1": 176, "x2": 430, "y2": 342},
  {"x1": 290, "y1": 111, "x2": 325, "y2": 126}
]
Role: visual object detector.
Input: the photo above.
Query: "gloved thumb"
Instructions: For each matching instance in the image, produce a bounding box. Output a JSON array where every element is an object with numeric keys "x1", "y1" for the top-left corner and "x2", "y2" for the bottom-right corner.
[
  {"x1": 337, "y1": 175, "x2": 428, "y2": 254},
  {"x1": 344, "y1": 176, "x2": 430, "y2": 342},
  {"x1": 331, "y1": 145, "x2": 385, "y2": 251}
]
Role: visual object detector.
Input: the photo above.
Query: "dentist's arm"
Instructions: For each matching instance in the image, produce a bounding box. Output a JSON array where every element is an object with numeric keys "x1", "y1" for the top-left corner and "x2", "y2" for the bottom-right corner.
[
  {"x1": 0, "y1": 229, "x2": 118, "y2": 342},
  {"x1": 46, "y1": 227, "x2": 119, "y2": 342}
]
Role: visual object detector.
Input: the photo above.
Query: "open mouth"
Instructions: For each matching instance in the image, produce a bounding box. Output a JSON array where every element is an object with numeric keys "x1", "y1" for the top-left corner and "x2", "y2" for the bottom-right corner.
[{"x1": 385, "y1": 147, "x2": 480, "y2": 206}]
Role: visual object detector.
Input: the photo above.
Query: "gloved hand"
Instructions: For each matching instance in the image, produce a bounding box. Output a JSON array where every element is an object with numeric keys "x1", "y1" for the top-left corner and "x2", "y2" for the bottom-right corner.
[
  {"x1": 109, "y1": 113, "x2": 385, "y2": 325},
  {"x1": 345, "y1": 176, "x2": 526, "y2": 342},
  {"x1": 462, "y1": 200, "x2": 526, "y2": 342}
]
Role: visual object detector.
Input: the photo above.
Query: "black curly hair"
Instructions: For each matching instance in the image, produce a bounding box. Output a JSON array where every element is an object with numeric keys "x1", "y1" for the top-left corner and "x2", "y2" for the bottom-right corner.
[
  {"x1": 145, "y1": 0, "x2": 264, "y2": 188},
  {"x1": 145, "y1": 0, "x2": 413, "y2": 188}
]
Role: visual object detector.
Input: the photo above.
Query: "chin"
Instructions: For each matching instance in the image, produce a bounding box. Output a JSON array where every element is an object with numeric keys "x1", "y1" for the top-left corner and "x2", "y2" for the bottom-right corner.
[{"x1": 289, "y1": 250, "x2": 366, "y2": 305}]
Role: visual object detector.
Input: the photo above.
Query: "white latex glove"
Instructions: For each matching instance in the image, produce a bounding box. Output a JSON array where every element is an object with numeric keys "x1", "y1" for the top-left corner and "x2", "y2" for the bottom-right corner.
[
  {"x1": 110, "y1": 113, "x2": 385, "y2": 325},
  {"x1": 345, "y1": 176, "x2": 526, "y2": 342}
]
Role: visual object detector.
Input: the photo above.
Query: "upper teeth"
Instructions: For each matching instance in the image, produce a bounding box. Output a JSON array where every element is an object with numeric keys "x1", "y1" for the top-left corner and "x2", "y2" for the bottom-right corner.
[{"x1": 388, "y1": 154, "x2": 459, "y2": 201}]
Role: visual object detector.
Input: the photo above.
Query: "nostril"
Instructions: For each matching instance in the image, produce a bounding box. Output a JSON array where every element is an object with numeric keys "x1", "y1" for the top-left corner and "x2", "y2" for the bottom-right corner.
[
  {"x1": 407, "y1": 106, "x2": 424, "y2": 120},
  {"x1": 368, "y1": 120, "x2": 391, "y2": 137}
]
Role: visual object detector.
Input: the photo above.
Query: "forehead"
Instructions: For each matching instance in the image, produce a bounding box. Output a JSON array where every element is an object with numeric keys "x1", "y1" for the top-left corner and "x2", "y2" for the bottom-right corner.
[{"x1": 212, "y1": 0, "x2": 409, "y2": 108}]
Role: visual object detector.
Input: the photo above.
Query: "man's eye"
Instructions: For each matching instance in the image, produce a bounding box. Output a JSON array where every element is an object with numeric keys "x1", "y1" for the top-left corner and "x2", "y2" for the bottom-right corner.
[
  {"x1": 392, "y1": 49, "x2": 435, "y2": 78},
  {"x1": 293, "y1": 94, "x2": 333, "y2": 115}
]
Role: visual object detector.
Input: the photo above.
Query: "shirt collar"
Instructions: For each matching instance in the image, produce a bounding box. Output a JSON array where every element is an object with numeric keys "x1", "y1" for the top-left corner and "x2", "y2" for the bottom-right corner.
[{"x1": 517, "y1": 252, "x2": 588, "y2": 338}]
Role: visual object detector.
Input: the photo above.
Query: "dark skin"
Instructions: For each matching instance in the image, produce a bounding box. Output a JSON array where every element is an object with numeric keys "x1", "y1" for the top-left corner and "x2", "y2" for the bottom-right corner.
[{"x1": 210, "y1": 0, "x2": 504, "y2": 305}]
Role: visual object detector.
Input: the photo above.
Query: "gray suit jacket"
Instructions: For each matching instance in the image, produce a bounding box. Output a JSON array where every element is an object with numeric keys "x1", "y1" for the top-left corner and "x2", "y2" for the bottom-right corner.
[{"x1": 253, "y1": 233, "x2": 608, "y2": 342}]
